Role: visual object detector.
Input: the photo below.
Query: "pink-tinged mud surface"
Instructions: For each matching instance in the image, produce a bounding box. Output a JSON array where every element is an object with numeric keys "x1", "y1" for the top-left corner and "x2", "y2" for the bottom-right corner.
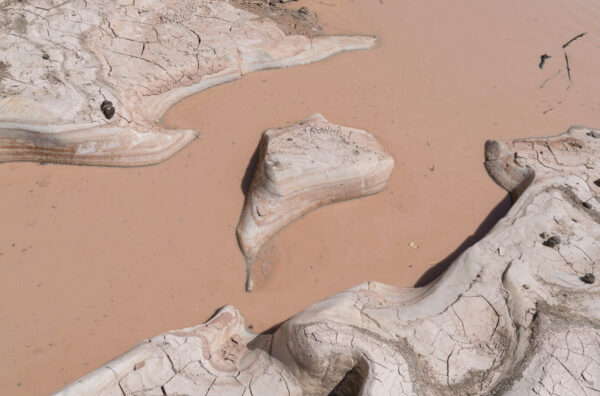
[{"x1": 2, "y1": 0, "x2": 600, "y2": 394}]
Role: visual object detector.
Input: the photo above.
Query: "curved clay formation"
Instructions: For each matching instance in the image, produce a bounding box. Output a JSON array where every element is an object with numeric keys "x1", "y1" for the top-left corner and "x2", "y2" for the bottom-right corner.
[
  {"x1": 237, "y1": 113, "x2": 394, "y2": 290},
  {"x1": 55, "y1": 126, "x2": 600, "y2": 395},
  {"x1": 0, "y1": 1, "x2": 376, "y2": 166}
]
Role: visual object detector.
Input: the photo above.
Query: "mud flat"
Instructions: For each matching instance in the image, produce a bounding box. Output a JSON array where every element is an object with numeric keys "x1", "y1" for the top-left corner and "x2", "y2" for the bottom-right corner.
[{"x1": 2, "y1": 0, "x2": 600, "y2": 395}]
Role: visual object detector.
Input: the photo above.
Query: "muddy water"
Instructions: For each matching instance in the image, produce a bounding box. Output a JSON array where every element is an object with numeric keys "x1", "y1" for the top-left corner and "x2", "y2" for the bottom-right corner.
[{"x1": 2, "y1": 0, "x2": 600, "y2": 394}]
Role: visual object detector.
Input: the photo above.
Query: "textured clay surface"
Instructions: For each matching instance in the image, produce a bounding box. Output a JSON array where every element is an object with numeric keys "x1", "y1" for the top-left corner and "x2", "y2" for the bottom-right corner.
[
  {"x1": 237, "y1": 113, "x2": 393, "y2": 289},
  {"x1": 0, "y1": 0, "x2": 375, "y2": 166}
]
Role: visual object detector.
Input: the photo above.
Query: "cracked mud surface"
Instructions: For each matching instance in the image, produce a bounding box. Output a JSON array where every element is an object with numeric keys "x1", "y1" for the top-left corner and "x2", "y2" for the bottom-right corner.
[
  {"x1": 0, "y1": 0, "x2": 374, "y2": 165},
  {"x1": 57, "y1": 127, "x2": 600, "y2": 394}
]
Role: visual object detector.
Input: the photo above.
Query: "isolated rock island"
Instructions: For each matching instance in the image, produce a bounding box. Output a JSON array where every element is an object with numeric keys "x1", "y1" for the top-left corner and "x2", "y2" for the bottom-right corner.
[{"x1": 238, "y1": 114, "x2": 394, "y2": 290}]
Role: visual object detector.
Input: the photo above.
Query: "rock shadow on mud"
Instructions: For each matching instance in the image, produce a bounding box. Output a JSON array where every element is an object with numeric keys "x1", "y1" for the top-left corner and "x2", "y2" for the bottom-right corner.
[
  {"x1": 241, "y1": 142, "x2": 260, "y2": 195},
  {"x1": 414, "y1": 193, "x2": 512, "y2": 287}
]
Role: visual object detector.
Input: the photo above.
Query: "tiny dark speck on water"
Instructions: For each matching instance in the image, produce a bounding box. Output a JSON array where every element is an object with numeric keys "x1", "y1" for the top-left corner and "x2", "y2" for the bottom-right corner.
[{"x1": 538, "y1": 53, "x2": 551, "y2": 69}]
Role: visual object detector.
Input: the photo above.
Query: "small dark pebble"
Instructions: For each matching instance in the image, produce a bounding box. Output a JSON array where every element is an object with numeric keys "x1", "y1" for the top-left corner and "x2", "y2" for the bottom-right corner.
[
  {"x1": 539, "y1": 232, "x2": 548, "y2": 239},
  {"x1": 542, "y1": 236, "x2": 561, "y2": 248},
  {"x1": 583, "y1": 201, "x2": 592, "y2": 209},
  {"x1": 587, "y1": 131, "x2": 600, "y2": 139},
  {"x1": 42, "y1": 54, "x2": 49, "y2": 60},
  {"x1": 523, "y1": 284, "x2": 530, "y2": 290},
  {"x1": 100, "y1": 100, "x2": 115, "y2": 119},
  {"x1": 581, "y1": 273, "x2": 595, "y2": 284},
  {"x1": 594, "y1": 179, "x2": 600, "y2": 187}
]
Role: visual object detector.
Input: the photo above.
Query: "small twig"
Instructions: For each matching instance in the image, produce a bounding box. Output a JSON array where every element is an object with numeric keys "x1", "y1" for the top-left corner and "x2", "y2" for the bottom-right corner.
[
  {"x1": 542, "y1": 107, "x2": 554, "y2": 114},
  {"x1": 562, "y1": 32, "x2": 587, "y2": 49},
  {"x1": 539, "y1": 69, "x2": 561, "y2": 89},
  {"x1": 539, "y1": 53, "x2": 551, "y2": 69},
  {"x1": 564, "y1": 52, "x2": 571, "y2": 82}
]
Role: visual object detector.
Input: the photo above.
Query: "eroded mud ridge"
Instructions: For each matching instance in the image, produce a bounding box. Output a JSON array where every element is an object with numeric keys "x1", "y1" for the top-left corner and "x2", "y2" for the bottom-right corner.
[
  {"x1": 238, "y1": 114, "x2": 394, "y2": 290},
  {"x1": 0, "y1": 0, "x2": 374, "y2": 166},
  {"x1": 56, "y1": 127, "x2": 600, "y2": 395}
]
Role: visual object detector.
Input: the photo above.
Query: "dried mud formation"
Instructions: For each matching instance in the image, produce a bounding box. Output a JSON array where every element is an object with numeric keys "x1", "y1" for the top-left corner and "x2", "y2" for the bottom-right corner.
[
  {"x1": 237, "y1": 114, "x2": 394, "y2": 290},
  {"x1": 0, "y1": 0, "x2": 375, "y2": 166},
  {"x1": 56, "y1": 127, "x2": 600, "y2": 395}
]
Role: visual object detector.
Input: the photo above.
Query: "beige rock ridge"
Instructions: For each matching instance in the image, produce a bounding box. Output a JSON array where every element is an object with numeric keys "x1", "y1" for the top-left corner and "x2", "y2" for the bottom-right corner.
[
  {"x1": 237, "y1": 114, "x2": 394, "y2": 290},
  {"x1": 55, "y1": 126, "x2": 600, "y2": 395},
  {"x1": 0, "y1": 0, "x2": 376, "y2": 166}
]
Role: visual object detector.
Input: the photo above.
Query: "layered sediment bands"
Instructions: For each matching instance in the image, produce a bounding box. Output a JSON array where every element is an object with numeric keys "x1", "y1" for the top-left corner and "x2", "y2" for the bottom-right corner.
[
  {"x1": 0, "y1": 0, "x2": 376, "y2": 166},
  {"x1": 237, "y1": 114, "x2": 394, "y2": 290},
  {"x1": 55, "y1": 126, "x2": 600, "y2": 395}
]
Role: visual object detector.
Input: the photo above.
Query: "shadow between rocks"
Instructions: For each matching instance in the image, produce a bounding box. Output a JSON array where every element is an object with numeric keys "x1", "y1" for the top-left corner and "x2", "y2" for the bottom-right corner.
[
  {"x1": 241, "y1": 142, "x2": 260, "y2": 195},
  {"x1": 414, "y1": 193, "x2": 512, "y2": 287}
]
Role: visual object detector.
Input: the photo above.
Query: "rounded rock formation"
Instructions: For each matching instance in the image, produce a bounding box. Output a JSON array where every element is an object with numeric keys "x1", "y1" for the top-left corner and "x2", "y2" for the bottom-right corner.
[{"x1": 237, "y1": 114, "x2": 394, "y2": 290}]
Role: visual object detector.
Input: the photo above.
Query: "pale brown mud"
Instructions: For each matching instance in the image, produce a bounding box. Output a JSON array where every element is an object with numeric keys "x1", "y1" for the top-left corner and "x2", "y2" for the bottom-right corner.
[{"x1": 2, "y1": 0, "x2": 600, "y2": 394}]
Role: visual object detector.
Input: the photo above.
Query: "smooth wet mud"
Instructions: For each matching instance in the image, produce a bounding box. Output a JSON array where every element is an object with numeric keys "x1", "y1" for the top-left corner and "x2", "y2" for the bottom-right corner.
[{"x1": 2, "y1": 0, "x2": 600, "y2": 394}]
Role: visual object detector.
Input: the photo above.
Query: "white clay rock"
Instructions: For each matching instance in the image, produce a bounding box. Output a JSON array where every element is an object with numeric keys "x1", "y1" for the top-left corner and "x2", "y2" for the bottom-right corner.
[
  {"x1": 237, "y1": 114, "x2": 394, "y2": 290},
  {"x1": 55, "y1": 127, "x2": 600, "y2": 395},
  {"x1": 0, "y1": 1, "x2": 376, "y2": 166}
]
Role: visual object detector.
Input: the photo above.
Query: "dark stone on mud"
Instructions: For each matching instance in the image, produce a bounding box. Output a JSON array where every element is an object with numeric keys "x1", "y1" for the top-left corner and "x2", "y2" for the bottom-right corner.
[
  {"x1": 542, "y1": 236, "x2": 560, "y2": 248},
  {"x1": 42, "y1": 54, "x2": 49, "y2": 60},
  {"x1": 101, "y1": 100, "x2": 115, "y2": 119},
  {"x1": 583, "y1": 201, "x2": 592, "y2": 209},
  {"x1": 581, "y1": 273, "x2": 595, "y2": 284}
]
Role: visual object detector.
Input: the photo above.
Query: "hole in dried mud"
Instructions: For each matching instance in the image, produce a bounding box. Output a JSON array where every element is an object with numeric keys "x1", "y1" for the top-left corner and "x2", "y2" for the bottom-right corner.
[{"x1": 328, "y1": 361, "x2": 367, "y2": 396}]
